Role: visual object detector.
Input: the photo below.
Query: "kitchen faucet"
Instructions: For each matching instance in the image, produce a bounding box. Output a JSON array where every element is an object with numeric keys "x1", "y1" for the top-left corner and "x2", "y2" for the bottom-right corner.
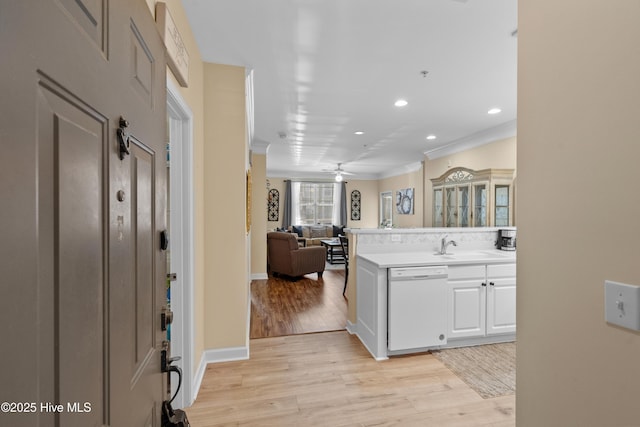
[{"x1": 440, "y1": 236, "x2": 457, "y2": 254}]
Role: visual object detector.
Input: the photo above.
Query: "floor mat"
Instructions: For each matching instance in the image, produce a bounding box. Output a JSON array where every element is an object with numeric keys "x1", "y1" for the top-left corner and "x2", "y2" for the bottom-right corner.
[{"x1": 431, "y1": 342, "x2": 516, "y2": 399}]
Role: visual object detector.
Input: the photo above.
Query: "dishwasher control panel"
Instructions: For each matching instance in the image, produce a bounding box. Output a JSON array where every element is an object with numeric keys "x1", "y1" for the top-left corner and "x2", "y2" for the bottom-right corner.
[{"x1": 389, "y1": 266, "x2": 447, "y2": 279}]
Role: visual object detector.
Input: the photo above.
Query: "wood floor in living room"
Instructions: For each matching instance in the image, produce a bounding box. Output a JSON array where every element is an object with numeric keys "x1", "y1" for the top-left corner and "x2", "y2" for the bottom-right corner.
[
  {"x1": 250, "y1": 268, "x2": 348, "y2": 338},
  {"x1": 186, "y1": 270, "x2": 515, "y2": 426}
]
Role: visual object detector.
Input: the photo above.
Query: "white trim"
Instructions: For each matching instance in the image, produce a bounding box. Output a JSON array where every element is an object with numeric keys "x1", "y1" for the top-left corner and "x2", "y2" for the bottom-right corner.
[
  {"x1": 345, "y1": 320, "x2": 357, "y2": 335},
  {"x1": 192, "y1": 345, "x2": 250, "y2": 401},
  {"x1": 166, "y1": 77, "x2": 195, "y2": 409},
  {"x1": 377, "y1": 161, "x2": 423, "y2": 180},
  {"x1": 251, "y1": 138, "x2": 270, "y2": 155},
  {"x1": 251, "y1": 273, "x2": 268, "y2": 280}
]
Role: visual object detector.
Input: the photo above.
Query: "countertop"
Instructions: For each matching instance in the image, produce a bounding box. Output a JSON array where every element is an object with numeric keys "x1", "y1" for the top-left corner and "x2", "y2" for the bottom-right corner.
[{"x1": 357, "y1": 249, "x2": 516, "y2": 268}]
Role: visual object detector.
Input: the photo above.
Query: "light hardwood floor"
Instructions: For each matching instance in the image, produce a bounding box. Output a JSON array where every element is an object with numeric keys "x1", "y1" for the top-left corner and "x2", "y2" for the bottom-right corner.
[{"x1": 186, "y1": 331, "x2": 515, "y2": 426}]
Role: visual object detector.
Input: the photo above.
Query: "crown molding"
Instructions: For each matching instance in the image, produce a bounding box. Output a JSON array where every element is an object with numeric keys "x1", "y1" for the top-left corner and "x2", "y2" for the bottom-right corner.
[
  {"x1": 424, "y1": 119, "x2": 517, "y2": 160},
  {"x1": 250, "y1": 138, "x2": 270, "y2": 155},
  {"x1": 377, "y1": 161, "x2": 423, "y2": 180}
]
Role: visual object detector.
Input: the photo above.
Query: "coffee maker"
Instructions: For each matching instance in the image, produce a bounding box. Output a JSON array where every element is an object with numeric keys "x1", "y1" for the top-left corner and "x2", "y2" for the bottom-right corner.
[{"x1": 497, "y1": 229, "x2": 516, "y2": 251}]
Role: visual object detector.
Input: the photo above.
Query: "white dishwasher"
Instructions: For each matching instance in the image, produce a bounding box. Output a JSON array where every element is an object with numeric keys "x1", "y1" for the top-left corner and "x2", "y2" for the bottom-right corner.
[{"x1": 388, "y1": 265, "x2": 448, "y2": 351}]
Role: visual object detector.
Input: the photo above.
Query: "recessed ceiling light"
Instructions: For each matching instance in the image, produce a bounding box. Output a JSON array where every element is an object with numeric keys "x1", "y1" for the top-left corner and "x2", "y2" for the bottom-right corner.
[
  {"x1": 426, "y1": 135, "x2": 437, "y2": 140},
  {"x1": 354, "y1": 131, "x2": 364, "y2": 135},
  {"x1": 488, "y1": 108, "x2": 502, "y2": 115},
  {"x1": 394, "y1": 99, "x2": 408, "y2": 107}
]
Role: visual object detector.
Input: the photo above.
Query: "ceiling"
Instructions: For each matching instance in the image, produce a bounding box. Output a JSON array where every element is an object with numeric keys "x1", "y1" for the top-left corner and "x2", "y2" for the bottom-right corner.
[{"x1": 182, "y1": 0, "x2": 518, "y2": 180}]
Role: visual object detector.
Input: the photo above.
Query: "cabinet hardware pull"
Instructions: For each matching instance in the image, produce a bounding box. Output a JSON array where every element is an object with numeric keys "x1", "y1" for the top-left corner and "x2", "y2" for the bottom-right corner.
[{"x1": 481, "y1": 282, "x2": 487, "y2": 287}]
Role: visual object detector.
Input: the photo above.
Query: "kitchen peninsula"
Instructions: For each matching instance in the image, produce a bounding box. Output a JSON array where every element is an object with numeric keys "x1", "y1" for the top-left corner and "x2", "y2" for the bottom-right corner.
[{"x1": 346, "y1": 227, "x2": 516, "y2": 360}]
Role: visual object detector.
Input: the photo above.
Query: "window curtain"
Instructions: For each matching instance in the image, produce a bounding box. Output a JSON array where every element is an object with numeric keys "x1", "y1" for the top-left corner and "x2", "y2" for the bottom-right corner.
[
  {"x1": 331, "y1": 182, "x2": 347, "y2": 226},
  {"x1": 339, "y1": 181, "x2": 347, "y2": 226},
  {"x1": 282, "y1": 180, "x2": 293, "y2": 228},
  {"x1": 331, "y1": 183, "x2": 341, "y2": 225}
]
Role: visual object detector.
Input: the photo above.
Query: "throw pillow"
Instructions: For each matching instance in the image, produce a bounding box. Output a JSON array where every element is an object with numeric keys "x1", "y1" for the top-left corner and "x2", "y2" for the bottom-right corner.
[
  {"x1": 302, "y1": 226, "x2": 311, "y2": 238},
  {"x1": 291, "y1": 225, "x2": 303, "y2": 237},
  {"x1": 310, "y1": 226, "x2": 326, "y2": 238}
]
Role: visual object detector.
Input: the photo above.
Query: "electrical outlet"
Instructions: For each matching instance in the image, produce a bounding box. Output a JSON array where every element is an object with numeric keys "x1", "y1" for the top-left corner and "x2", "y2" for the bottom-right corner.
[{"x1": 604, "y1": 280, "x2": 640, "y2": 331}]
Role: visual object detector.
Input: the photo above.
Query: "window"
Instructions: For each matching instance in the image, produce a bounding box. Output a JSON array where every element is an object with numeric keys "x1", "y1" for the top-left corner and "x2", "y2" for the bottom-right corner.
[{"x1": 292, "y1": 182, "x2": 341, "y2": 225}]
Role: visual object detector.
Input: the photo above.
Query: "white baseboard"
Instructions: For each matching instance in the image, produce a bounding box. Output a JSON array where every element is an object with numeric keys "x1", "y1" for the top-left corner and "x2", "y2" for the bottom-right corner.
[
  {"x1": 192, "y1": 346, "x2": 249, "y2": 401},
  {"x1": 251, "y1": 272, "x2": 268, "y2": 280},
  {"x1": 345, "y1": 320, "x2": 357, "y2": 335}
]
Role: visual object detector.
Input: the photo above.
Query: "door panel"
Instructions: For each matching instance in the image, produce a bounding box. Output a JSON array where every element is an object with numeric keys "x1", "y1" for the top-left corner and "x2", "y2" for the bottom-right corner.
[
  {"x1": 36, "y1": 76, "x2": 109, "y2": 427},
  {"x1": 0, "y1": 1, "x2": 167, "y2": 426},
  {"x1": 58, "y1": 0, "x2": 108, "y2": 52},
  {"x1": 132, "y1": 142, "x2": 156, "y2": 368}
]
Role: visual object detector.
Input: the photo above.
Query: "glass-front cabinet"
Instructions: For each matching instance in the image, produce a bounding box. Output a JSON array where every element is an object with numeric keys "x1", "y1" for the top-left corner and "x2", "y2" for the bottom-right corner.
[{"x1": 431, "y1": 167, "x2": 514, "y2": 227}]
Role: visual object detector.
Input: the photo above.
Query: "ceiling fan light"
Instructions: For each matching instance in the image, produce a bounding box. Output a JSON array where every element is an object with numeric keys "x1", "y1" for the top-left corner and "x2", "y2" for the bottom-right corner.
[
  {"x1": 394, "y1": 99, "x2": 408, "y2": 107},
  {"x1": 335, "y1": 173, "x2": 343, "y2": 182}
]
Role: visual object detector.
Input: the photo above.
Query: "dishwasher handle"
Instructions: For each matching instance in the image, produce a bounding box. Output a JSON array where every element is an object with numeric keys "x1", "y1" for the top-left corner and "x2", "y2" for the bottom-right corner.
[{"x1": 394, "y1": 274, "x2": 447, "y2": 280}]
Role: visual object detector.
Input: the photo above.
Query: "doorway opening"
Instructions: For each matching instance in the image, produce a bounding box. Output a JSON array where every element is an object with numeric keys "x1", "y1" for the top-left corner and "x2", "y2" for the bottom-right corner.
[{"x1": 166, "y1": 78, "x2": 195, "y2": 408}]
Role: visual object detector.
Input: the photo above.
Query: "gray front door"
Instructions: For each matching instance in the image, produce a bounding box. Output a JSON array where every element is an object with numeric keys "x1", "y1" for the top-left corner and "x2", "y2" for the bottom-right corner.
[{"x1": 0, "y1": 1, "x2": 168, "y2": 426}]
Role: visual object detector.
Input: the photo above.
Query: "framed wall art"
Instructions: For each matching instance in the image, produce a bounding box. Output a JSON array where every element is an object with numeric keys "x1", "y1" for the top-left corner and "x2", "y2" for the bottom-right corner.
[
  {"x1": 350, "y1": 189, "x2": 361, "y2": 220},
  {"x1": 268, "y1": 189, "x2": 279, "y2": 221},
  {"x1": 395, "y1": 187, "x2": 414, "y2": 215}
]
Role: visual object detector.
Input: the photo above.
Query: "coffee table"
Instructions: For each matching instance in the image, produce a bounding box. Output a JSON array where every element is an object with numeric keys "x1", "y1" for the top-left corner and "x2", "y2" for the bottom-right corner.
[{"x1": 320, "y1": 239, "x2": 345, "y2": 264}]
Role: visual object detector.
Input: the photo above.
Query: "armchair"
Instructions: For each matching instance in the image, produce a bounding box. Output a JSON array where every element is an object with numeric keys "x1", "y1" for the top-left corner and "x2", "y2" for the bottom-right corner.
[{"x1": 267, "y1": 232, "x2": 327, "y2": 279}]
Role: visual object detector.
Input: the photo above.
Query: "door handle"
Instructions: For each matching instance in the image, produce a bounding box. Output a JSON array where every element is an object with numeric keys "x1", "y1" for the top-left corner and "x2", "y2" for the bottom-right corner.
[{"x1": 117, "y1": 117, "x2": 131, "y2": 160}]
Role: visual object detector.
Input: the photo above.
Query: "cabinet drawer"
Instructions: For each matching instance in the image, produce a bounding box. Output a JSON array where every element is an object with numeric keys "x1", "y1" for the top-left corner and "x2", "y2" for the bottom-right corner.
[
  {"x1": 487, "y1": 263, "x2": 516, "y2": 278},
  {"x1": 448, "y1": 265, "x2": 485, "y2": 280}
]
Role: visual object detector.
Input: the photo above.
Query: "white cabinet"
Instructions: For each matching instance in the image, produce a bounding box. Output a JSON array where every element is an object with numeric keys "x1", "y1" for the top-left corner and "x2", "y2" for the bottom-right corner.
[
  {"x1": 486, "y1": 264, "x2": 517, "y2": 335},
  {"x1": 355, "y1": 257, "x2": 389, "y2": 360},
  {"x1": 448, "y1": 263, "x2": 516, "y2": 340}
]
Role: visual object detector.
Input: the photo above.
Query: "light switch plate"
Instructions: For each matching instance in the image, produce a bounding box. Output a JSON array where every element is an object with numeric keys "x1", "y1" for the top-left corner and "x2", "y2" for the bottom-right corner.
[{"x1": 604, "y1": 280, "x2": 640, "y2": 331}]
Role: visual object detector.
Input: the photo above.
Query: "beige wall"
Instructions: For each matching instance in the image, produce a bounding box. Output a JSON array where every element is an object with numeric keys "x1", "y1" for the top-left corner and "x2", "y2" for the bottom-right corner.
[
  {"x1": 378, "y1": 167, "x2": 425, "y2": 228},
  {"x1": 345, "y1": 180, "x2": 379, "y2": 229},
  {"x1": 518, "y1": 1, "x2": 640, "y2": 425},
  {"x1": 250, "y1": 153, "x2": 267, "y2": 277},
  {"x1": 423, "y1": 137, "x2": 516, "y2": 226},
  {"x1": 145, "y1": 0, "x2": 207, "y2": 383},
  {"x1": 203, "y1": 63, "x2": 249, "y2": 349}
]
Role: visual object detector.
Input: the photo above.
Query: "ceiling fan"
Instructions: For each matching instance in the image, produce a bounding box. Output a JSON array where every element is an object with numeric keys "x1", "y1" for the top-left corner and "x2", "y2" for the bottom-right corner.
[{"x1": 325, "y1": 163, "x2": 354, "y2": 182}]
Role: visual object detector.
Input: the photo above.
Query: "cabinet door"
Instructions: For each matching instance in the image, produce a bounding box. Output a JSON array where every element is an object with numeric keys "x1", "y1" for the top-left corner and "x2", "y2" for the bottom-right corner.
[
  {"x1": 448, "y1": 279, "x2": 485, "y2": 339},
  {"x1": 486, "y1": 264, "x2": 516, "y2": 335},
  {"x1": 486, "y1": 276, "x2": 516, "y2": 335},
  {"x1": 433, "y1": 188, "x2": 444, "y2": 227},
  {"x1": 473, "y1": 183, "x2": 487, "y2": 226}
]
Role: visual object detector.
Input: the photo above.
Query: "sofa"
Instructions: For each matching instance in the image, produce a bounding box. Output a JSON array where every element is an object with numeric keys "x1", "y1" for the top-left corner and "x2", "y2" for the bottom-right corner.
[
  {"x1": 267, "y1": 232, "x2": 327, "y2": 279},
  {"x1": 287, "y1": 224, "x2": 345, "y2": 247}
]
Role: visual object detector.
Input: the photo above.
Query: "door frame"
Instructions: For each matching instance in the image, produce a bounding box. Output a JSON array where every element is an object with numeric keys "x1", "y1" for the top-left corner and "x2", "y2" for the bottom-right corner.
[{"x1": 167, "y1": 77, "x2": 195, "y2": 408}]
